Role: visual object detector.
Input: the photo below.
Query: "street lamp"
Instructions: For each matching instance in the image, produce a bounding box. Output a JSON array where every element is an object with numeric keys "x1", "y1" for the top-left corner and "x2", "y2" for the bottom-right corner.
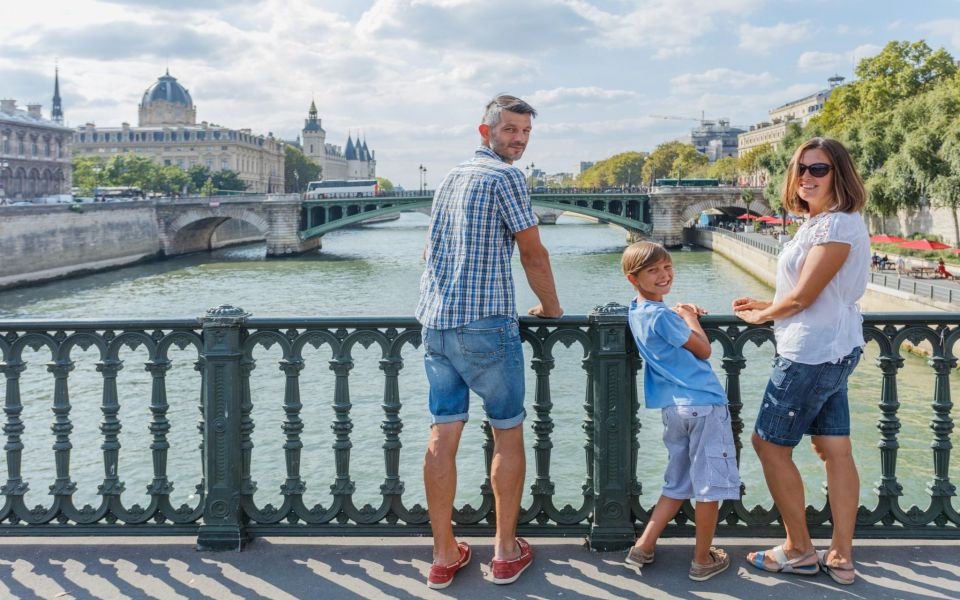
[{"x1": 419, "y1": 164, "x2": 427, "y2": 194}]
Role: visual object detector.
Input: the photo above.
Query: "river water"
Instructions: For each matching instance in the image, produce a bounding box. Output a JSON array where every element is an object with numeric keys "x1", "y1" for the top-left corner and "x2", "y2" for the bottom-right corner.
[{"x1": 0, "y1": 214, "x2": 954, "y2": 518}]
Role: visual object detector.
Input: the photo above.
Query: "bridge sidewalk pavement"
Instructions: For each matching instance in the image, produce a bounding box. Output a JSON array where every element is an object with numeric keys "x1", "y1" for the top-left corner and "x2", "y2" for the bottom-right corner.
[{"x1": 1, "y1": 536, "x2": 957, "y2": 599}]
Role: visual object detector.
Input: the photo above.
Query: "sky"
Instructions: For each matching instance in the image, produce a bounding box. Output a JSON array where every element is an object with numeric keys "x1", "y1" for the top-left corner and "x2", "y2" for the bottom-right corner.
[{"x1": 2, "y1": 0, "x2": 959, "y2": 189}]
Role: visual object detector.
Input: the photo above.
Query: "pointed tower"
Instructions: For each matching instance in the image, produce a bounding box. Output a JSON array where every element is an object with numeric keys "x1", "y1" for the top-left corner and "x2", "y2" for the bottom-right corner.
[
  {"x1": 51, "y1": 65, "x2": 64, "y2": 124},
  {"x1": 301, "y1": 100, "x2": 326, "y2": 170}
]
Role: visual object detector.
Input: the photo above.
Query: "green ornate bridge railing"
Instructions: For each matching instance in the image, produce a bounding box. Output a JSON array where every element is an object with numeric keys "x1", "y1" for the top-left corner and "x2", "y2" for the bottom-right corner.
[
  {"x1": 298, "y1": 192, "x2": 652, "y2": 240},
  {"x1": 1, "y1": 307, "x2": 957, "y2": 550}
]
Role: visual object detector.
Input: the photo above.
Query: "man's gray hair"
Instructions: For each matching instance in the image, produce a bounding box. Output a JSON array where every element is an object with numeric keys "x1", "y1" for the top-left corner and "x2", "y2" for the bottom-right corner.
[{"x1": 482, "y1": 94, "x2": 537, "y2": 129}]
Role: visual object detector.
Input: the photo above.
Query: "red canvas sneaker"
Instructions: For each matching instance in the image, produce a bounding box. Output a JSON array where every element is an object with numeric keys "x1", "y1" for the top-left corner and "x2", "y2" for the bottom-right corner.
[
  {"x1": 491, "y1": 538, "x2": 534, "y2": 585},
  {"x1": 427, "y1": 541, "x2": 471, "y2": 590}
]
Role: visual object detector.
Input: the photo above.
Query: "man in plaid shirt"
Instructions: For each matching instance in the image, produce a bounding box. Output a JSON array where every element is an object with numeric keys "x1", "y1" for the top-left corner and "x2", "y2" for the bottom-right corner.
[{"x1": 417, "y1": 94, "x2": 562, "y2": 589}]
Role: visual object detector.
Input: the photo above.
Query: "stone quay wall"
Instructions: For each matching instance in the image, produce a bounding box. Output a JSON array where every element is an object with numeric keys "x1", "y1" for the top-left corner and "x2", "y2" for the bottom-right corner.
[
  {"x1": 0, "y1": 203, "x2": 162, "y2": 290},
  {"x1": 690, "y1": 228, "x2": 950, "y2": 312}
]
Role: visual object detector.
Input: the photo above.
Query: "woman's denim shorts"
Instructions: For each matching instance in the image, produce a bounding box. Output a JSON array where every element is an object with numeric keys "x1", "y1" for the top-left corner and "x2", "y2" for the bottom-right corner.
[
  {"x1": 754, "y1": 347, "x2": 863, "y2": 447},
  {"x1": 422, "y1": 315, "x2": 526, "y2": 430}
]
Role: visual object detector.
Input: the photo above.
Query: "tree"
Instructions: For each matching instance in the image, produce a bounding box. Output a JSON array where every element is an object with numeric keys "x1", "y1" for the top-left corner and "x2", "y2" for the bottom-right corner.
[
  {"x1": 577, "y1": 152, "x2": 646, "y2": 188},
  {"x1": 816, "y1": 40, "x2": 957, "y2": 132},
  {"x1": 707, "y1": 156, "x2": 738, "y2": 183},
  {"x1": 71, "y1": 156, "x2": 107, "y2": 194},
  {"x1": 284, "y1": 144, "x2": 321, "y2": 193},
  {"x1": 672, "y1": 145, "x2": 708, "y2": 179},
  {"x1": 642, "y1": 141, "x2": 687, "y2": 184},
  {"x1": 211, "y1": 169, "x2": 247, "y2": 192},
  {"x1": 187, "y1": 164, "x2": 212, "y2": 193},
  {"x1": 376, "y1": 177, "x2": 395, "y2": 192}
]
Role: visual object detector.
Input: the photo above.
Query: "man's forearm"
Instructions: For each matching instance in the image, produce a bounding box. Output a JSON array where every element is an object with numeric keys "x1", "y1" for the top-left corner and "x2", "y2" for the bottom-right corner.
[{"x1": 521, "y1": 249, "x2": 561, "y2": 314}]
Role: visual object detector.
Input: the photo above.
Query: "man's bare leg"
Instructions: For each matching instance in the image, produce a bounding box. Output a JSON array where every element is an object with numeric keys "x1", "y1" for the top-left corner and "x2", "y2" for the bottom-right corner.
[
  {"x1": 424, "y1": 421, "x2": 465, "y2": 565},
  {"x1": 491, "y1": 424, "x2": 525, "y2": 560}
]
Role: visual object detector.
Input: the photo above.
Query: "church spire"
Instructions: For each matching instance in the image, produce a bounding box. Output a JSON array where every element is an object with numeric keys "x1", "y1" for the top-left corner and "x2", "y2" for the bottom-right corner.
[{"x1": 51, "y1": 64, "x2": 63, "y2": 124}]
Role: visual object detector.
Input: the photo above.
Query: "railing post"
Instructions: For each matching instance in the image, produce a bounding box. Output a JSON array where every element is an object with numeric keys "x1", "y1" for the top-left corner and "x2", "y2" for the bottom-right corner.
[
  {"x1": 197, "y1": 305, "x2": 250, "y2": 551},
  {"x1": 587, "y1": 302, "x2": 636, "y2": 551}
]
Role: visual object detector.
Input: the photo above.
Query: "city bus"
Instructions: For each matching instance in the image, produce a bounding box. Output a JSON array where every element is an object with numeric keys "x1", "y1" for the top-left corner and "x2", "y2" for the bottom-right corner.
[
  {"x1": 653, "y1": 178, "x2": 720, "y2": 187},
  {"x1": 93, "y1": 186, "x2": 145, "y2": 201},
  {"x1": 304, "y1": 179, "x2": 379, "y2": 199}
]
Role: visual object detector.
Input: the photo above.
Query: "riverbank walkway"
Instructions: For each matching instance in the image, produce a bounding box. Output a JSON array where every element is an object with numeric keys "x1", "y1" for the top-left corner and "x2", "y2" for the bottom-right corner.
[{"x1": 1, "y1": 536, "x2": 957, "y2": 599}]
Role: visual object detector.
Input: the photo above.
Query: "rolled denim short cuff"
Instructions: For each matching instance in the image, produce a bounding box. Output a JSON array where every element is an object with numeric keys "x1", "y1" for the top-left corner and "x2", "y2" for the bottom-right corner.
[
  {"x1": 487, "y1": 409, "x2": 525, "y2": 430},
  {"x1": 432, "y1": 412, "x2": 469, "y2": 426}
]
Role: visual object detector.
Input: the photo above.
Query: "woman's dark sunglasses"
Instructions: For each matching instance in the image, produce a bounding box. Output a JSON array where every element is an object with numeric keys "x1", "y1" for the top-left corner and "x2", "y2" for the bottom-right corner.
[{"x1": 797, "y1": 162, "x2": 832, "y2": 177}]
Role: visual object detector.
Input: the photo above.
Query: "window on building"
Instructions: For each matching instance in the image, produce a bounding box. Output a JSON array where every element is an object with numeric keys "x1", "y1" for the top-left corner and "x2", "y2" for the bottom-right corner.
[
  {"x1": 221, "y1": 159, "x2": 229, "y2": 170},
  {"x1": 164, "y1": 159, "x2": 171, "y2": 166},
  {"x1": 154, "y1": 132, "x2": 163, "y2": 141},
  {"x1": 178, "y1": 159, "x2": 185, "y2": 168},
  {"x1": 206, "y1": 159, "x2": 213, "y2": 168}
]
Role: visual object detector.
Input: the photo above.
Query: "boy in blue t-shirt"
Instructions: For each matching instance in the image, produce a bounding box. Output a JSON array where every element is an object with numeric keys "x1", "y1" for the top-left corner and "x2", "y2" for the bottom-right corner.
[{"x1": 621, "y1": 241, "x2": 740, "y2": 582}]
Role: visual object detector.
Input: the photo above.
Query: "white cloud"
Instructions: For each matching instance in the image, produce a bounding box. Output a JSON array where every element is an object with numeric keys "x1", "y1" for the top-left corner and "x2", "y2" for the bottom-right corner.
[
  {"x1": 739, "y1": 21, "x2": 810, "y2": 53},
  {"x1": 528, "y1": 87, "x2": 640, "y2": 107},
  {"x1": 917, "y1": 19, "x2": 960, "y2": 52},
  {"x1": 670, "y1": 68, "x2": 775, "y2": 95},
  {"x1": 797, "y1": 51, "x2": 847, "y2": 73}
]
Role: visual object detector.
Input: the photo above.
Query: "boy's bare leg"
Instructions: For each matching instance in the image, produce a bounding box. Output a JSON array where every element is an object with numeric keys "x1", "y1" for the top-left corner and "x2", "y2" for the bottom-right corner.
[
  {"x1": 693, "y1": 501, "x2": 719, "y2": 564},
  {"x1": 424, "y1": 421, "x2": 465, "y2": 565},
  {"x1": 491, "y1": 424, "x2": 525, "y2": 560},
  {"x1": 633, "y1": 495, "x2": 684, "y2": 554}
]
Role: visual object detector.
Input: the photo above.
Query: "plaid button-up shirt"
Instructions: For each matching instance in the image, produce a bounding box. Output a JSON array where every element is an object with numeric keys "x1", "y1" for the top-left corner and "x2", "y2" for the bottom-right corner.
[{"x1": 416, "y1": 146, "x2": 538, "y2": 330}]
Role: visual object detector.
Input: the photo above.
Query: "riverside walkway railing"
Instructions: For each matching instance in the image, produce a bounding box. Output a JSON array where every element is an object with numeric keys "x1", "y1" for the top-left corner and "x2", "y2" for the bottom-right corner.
[{"x1": 1, "y1": 306, "x2": 957, "y2": 551}]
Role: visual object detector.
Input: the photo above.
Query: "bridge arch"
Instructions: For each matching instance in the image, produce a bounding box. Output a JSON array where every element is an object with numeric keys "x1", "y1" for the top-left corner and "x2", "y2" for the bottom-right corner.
[
  {"x1": 678, "y1": 194, "x2": 773, "y2": 226},
  {"x1": 165, "y1": 208, "x2": 268, "y2": 255}
]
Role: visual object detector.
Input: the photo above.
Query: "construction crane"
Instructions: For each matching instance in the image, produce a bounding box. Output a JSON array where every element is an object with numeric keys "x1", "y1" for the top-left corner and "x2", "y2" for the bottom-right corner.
[{"x1": 649, "y1": 111, "x2": 707, "y2": 124}]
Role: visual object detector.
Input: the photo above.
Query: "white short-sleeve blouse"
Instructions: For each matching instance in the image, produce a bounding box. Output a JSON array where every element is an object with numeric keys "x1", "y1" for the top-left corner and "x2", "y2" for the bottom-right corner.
[{"x1": 773, "y1": 210, "x2": 871, "y2": 364}]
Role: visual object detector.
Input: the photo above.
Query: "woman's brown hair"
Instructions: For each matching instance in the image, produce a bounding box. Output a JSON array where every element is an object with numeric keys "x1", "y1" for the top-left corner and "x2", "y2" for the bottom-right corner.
[{"x1": 781, "y1": 137, "x2": 866, "y2": 214}]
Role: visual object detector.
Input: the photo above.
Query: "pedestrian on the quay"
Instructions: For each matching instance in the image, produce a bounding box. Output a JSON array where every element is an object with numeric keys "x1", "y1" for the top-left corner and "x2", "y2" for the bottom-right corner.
[
  {"x1": 415, "y1": 93, "x2": 563, "y2": 590},
  {"x1": 620, "y1": 241, "x2": 740, "y2": 582},
  {"x1": 733, "y1": 137, "x2": 869, "y2": 585}
]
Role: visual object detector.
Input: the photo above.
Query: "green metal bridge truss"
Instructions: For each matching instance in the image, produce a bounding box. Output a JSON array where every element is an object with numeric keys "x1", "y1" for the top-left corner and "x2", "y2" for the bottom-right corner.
[{"x1": 298, "y1": 192, "x2": 653, "y2": 240}]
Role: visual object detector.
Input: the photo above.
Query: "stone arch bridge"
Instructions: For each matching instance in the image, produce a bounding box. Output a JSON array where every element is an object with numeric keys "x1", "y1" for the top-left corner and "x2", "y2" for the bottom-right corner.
[{"x1": 154, "y1": 188, "x2": 769, "y2": 256}]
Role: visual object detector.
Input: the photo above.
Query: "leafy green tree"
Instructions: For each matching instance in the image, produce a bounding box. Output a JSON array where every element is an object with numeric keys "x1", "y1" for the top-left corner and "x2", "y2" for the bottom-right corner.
[
  {"x1": 211, "y1": 169, "x2": 247, "y2": 192},
  {"x1": 187, "y1": 164, "x2": 212, "y2": 192},
  {"x1": 707, "y1": 156, "x2": 738, "y2": 183},
  {"x1": 200, "y1": 178, "x2": 216, "y2": 197},
  {"x1": 284, "y1": 144, "x2": 321, "y2": 193},
  {"x1": 578, "y1": 152, "x2": 646, "y2": 188},
  {"x1": 71, "y1": 156, "x2": 107, "y2": 194},
  {"x1": 642, "y1": 141, "x2": 687, "y2": 183},
  {"x1": 816, "y1": 40, "x2": 957, "y2": 132},
  {"x1": 672, "y1": 145, "x2": 708, "y2": 179},
  {"x1": 376, "y1": 177, "x2": 395, "y2": 192}
]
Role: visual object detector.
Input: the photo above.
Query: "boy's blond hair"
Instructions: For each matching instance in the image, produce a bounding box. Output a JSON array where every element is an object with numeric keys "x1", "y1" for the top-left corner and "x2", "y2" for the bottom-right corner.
[{"x1": 621, "y1": 241, "x2": 671, "y2": 277}]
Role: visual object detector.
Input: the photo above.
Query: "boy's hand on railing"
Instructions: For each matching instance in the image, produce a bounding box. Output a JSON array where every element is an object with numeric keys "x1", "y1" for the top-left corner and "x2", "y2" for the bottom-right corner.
[{"x1": 673, "y1": 303, "x2": 707, "y2": 317}]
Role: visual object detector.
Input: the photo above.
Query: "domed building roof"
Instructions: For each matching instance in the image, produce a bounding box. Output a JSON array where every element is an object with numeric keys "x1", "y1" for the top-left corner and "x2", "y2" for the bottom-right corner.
[{"x1": 141, "y1": 70, "x2": 193, "y2": 107}]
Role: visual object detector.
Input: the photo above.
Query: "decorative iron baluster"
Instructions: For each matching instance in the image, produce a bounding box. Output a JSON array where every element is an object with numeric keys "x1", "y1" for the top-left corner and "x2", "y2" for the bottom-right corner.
[
  {"x1": 97, "y1": 356, "x2": 125, "y2": 507},
  {"x1": 47, "y1": 355, "x2": 77, "y2": 504},
  {"x1": 379, "y1": 355, "x2": 404, "y2": 521},
  {"x1": 479, "y1": 419, "x2": 494, "y2": 523},
  {"x1": 530, "y1": 344, "x2": 556, "y2": 517},
  {"x1": 628, "y1": 337, "x2": 643, "y2": 506},
  {"x1": 720, "y1": 352, "x2": 747, "y2": 467},
  {"x1": 280, "y1": 356, "x2": 306, "y2": 498},
  {"x1": 145, "y1": 357, "x2": 174, "y2": 501},
  {"x1": 874, "y1": 347, "x2": 904, "y2": 514},
  {"x1": 329, "y1": 354, "x2": 356, "y2": 519},
  {"x1": 1, "y1": 357, "x2": 28, "y2": 508},
  {"x1": 239, "y1": 355, "x2": 257, "y2": 498},
  {"x1": 928, "y1": 349, "x2": 956, "y2": 525}
]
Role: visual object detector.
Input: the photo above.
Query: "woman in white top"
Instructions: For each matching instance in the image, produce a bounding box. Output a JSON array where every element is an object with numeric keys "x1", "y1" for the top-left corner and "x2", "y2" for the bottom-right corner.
[{"x1": 733, "y1": 138, "x2": 870, "y2": 586}]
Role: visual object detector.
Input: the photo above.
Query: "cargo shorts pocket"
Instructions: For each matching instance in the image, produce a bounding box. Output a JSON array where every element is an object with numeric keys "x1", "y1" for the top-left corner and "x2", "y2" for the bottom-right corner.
[
  {"x1": 707, "y1": 448, "x2": 738, "y2": 487},
  {"x1": 756, "y1": 400, "x2": 802, "y2": 444}
]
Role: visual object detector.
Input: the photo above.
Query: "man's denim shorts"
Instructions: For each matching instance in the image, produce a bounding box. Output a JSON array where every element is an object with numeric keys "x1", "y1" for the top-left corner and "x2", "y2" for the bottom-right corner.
[
  {"x1": 754, "y1": 347, "x2": 863, "y2": 447},
  {"x1": 661, "y1": 404, "x2": 741, "y2": 503},
  {"x1": 422, "y1": 315, "x2": 526, "y2": 430}
]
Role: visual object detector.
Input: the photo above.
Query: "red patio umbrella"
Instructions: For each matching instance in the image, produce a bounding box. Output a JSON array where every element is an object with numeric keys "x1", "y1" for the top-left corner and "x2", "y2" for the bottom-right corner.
[
  {"x1": 897, "y1": 239, "x2": 952, "y2": 251},
  {"x1": 870, "y1": 235, "x2": 907, "y2": 243},
  {"x1": 757, "y1": 215, "x2": 778, "y2": 223},
  {"x1": 736, "y1": 213, "x2": 759, "y2": 220}
]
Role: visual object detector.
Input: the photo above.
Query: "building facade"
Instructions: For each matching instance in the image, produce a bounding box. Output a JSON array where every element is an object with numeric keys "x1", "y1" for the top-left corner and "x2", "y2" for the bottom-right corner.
[
  {"x1": 72, "y1": 71, "x2": 284, "y2": 193},
  {"x1": 737, "y1": 76, "x2": 844, "y2": 158},
  {"x1": 300, "y1": 101, "x2": 376, "y2": 180},
  {"x1": 0, "y1": 89, "x2": 73, "y2": 201},
  {"x1": 688, "y1": 119, "x2": 745, "y2": 162}
]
